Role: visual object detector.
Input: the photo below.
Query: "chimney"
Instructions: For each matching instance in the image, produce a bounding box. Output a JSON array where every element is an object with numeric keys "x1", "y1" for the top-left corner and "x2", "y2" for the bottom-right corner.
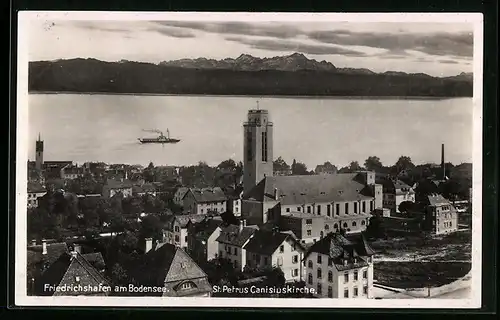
[
  {"x1": 145, "y1": 238, "x2": 153, "y2": 253},
  {"x1": 274, "y1": 188, "x2": 279, "y2": 201},
  {"x1": 71, "y1": 251, "x2": 78, "y2": 259},
  {"x1": 31, "y1": 239, "x2": 36, "y2": 246},
  {"x1": 441, "y1": 144, "x2": 445, "y2": 180},
  {"x1": 73, "y1": 243, "x2": 81, "y2": 254},
  {"x1": 239, "y1": 219, "x2": 245, "y2": 232},
  {"x1": 41, "y1": 239, "x2": 47, "y2": 255}
]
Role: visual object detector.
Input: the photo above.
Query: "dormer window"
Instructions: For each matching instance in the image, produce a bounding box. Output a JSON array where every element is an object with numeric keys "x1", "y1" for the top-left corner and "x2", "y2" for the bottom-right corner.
[
  {"x1": 75, "y1": 276, "x2": 80, "y2": 282},
  {"x1": 343, "y1": 259, "x2": 347, "y2": 266},
  {"x1": 181, "y1": 282, "x2": 193, "y2": 290}
]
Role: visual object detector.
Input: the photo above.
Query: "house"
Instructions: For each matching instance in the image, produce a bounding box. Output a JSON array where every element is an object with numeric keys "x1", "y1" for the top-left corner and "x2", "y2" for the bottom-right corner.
[
  {"x1": 27, "y1": 240, "x2": 70, "y2": 289},
  {"x1": 242, "y1": 172, "x2": 381, "y2": 231},
  {"x1": 187, "y1": 217, "x2": 224, "y2": 263},
  {"x1": 27, "y1": 181, "x2": 47, "y2": 208},
  {"x1": 132, "y1": 183, "x2": 157, "y2": 197},
  {"x1": 35, "y1": 250, "x2": 111, "y2": 296},
  {"x1": 182, "y1": 187, "x2": 228, "y2": 215},
  {"x1": 423, "y1": 194, "x2": 458, "y2": 235},
  {"x1": 378, "y1": 178, "x2": 416, "y2": 213},
  {"x1": 162, "y1": 214, "x2": 219, "y2": 249},
  {"x1": 102, "y1": 179, "x2": 133, "y2": 198},
  {"x1": 43, "y1": 161, "x2": 74, "y2": 179},
  {"x1": 243, "y1": 229, "x2": 305, "y2": 282},
  {"x1": 315, "y1": 163, "x2": 338, "y2": 175},
  {"x1": 224, "y1": 186, "x2": 244, "y2": 217},
  {"x1": 215, "y1": 220, "x2": 259, "y2": 272},
  {"x1": 303, "y1": 232, "x2": 375, "y2": 299},
  {"x1": 60, "y1": 164, "x2": 85, "y2": 180},
  {"x1": 129, "y1": 241, "x2": 212, "y2": 297},
  {"x1": 173, "y1": 187, "x2": 189, "y2": 206}
]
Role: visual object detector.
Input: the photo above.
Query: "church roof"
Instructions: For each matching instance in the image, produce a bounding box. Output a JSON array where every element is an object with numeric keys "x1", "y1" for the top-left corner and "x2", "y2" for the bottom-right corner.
[{"x1": 243, "y1": 174, "x2": 373, "y2": 205}]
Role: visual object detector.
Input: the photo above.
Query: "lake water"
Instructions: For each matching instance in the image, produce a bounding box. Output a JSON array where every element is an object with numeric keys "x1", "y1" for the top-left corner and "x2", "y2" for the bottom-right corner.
[{"x1": 27, "y1": 94, "x2": 473, "y2": 169}]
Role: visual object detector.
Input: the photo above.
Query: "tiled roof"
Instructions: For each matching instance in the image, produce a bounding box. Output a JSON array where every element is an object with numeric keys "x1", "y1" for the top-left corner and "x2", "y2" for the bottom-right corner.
[
  {"x1": 243, "y1": 174, "x2": 373, "y2": 205},
  {"x1": 163, "y1": 214, "x2": 220, "y2": 230},
  {"x1": 27, "y1": 181, "x2": 46, "y2": 193},
  {"x1": 132, "y1": 183, "x2": 156, "y2": 194},
  {"x1": 175, "y1": 187, "x2": 189, "y2": 197},
  {"x1": 62, "y1": 165, "x2": 84, "y2": 175},
  {"x1": 105, "y1": 179, "x2": 134, "y2": 189},
  {"x1": 191, "y1": 218, "x2": 224, "y2": 241},
  {"x1": 81, "y1": 252, "x2": 106, "y2": 271},
  {"x1": 304, "y1": 232, "x2": 374, "y2": 271},
  {"x1": 186, "y1": 187, "x2": 228, "y2": 203},
  {"x1": 36, "y1": 252, "x2": 110, "y2": 296},
  {"x1": 27, "y1": 242, "x2": 69, "y2": 267},
  {"x1": 216, "y1": 224, "x2": 259, "y2": 247},
  {"x1": 130, "y1": 244, "x2": 210, "y2": 296},
  {"x1": 243, "y1": 230, "x2": 293, "y2": 255},
  {"x1": 426, "y1": 194, "x2": 452, "y2": 206},
  {"x1": 377, "y1": 178, "x2": 414, "y2": 194}
]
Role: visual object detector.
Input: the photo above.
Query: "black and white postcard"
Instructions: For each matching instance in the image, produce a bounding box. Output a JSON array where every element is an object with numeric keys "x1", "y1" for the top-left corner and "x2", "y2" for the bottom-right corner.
[{"x1": 15, "y1": 12, "x2": 483, "y2": 308}]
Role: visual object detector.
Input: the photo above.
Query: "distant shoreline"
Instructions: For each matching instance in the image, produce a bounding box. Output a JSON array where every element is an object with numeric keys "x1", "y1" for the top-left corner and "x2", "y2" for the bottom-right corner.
[{"x1": 28, "y1": 91, "x2": 464, "y2": 101}]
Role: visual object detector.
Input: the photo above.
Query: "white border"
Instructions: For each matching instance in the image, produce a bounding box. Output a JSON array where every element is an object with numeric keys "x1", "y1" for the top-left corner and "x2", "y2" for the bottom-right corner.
[{"x1": 15, "y1": 11, "x2": 484, "y2": 309}]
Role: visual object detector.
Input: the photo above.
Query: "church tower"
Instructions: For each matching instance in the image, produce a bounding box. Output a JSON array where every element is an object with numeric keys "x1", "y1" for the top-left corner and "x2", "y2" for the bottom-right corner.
[
  {"x1": 35, "y1": 133, "x2": 44, "y2": 171},
  {"x1": 243, "y1": 106, "x2": 273, "y2": 194}
]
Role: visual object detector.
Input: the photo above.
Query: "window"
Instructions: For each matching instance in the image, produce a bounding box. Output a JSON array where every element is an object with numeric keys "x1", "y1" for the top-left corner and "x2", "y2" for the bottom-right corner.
[
  {"x1": 174, "y1": 226, "x2": 180, "y2": 232},
  {"x1": 307, "y1": 230, "x2": 312, "y2": 236},
  {"x1": 370, "y1": 201, "x2": 374, "y2": 211},
  {"x1": 354, "y1": 271, "x2": 358, "y2": 281},
  {"x1": 317, "y1": 283, "x2": 322, "y2": 295},
  {"x1": 334, "y1": 223, "x2": 339, "y2": 230},
  {"x1": 219, "y1": 251, "x2": 223, "y2": 257},
  {"x1": 307, "y1": 206, "x2": 311, "y2": 214},
  {"x1": 362, "y1": 201, "x2": 366, "y2": 212},
  {"x1": 352, "y1": 221, "x2": 357, "y2": 227},
  {"x1": 335, "y1": 204, "x2": 340, "y2": 215},
  {"x1": 361, "y1": 220, "x2": 366, "y2": 226},
  {"x1": 297, "y1": 207, "x2": 301, "y2": 212},
  {"x1": 343, "y1": 223, "x2": 348, "y2": 229},
  {"x1": 201, "y1": 209, "x2": 204, "y2": 214},
  {"x1": 246, "y1": 134, "x2": 253, "y2": 159},
  {"x1": 308, "y1": 273, "x2": 313, "y2": 284},
  {"x1": 277, "y1": 257, "x2": 283, "y2": 266},
  {"x1": 354, "y1": 202, "x2": 358, "y2": 214},
  {"x1": 174, "y1": 235, "x2": 180, "y2": 242},
  {"x1": 345, "y1": 203, "x2": 349, "y2": 214},
  {"x1": 320, "y1": 231, "x2": 324, "y2": 239},
  {"x1": 328, "y1": 271, "x2": 333, "y2": 282},
  {"x1": 344, "y1": 288, "x2": 349, "y2": 298},
  {"x1": 308, "y1": 260, "x2": 313, "y2": 268},
  {"x1": 363, "y1": 286, "x2": 368, "y2": 295},
  {"x1": 286, "y1": 208, "x2": 290, "y2": 212},
  {"x1": 328, "y1": 286, "x2": 333, "y2": 298},
  {"x1": 181, "y1": 282, "x2": 193, "y2": 290},
  {"x1": 279, "y1": 245, "x2": 284, "y2": 253},
  {"x1": 264, "y1": 257, "x2": 268, "y2": 265},
  {"x1": 317, "y1": 205, "x2": 321, "y2": 215},
  {"x1": 292, "y1": 269, "x2": 299, "y2": 277},
  {"x1": 234, "y1": 247, "x2": 238, "y2": 255},
  {"x1": 317, "y1": 268, "x2": 322, "y2": 278},
  {"x1": 354, "y1": 287, "x2": 358, "y2": 297},
  {"x1": 327, "y1": 205, "x2": 331, "y2": 216},
  {"x1": 344, "y1": 272, "x2": 349, "y2": 283},
  {"x1": 363, "y1": 270, "x2": 367, "y2": 279},
  {"x1": 262, "y1": 132, "x2": 268, "y2": 161},
  {"x1": 306, "y1": 219, "x2": 312, "y2": 225},
  {"x1": 184, "y1": 236, "x2": 188, "y2": 242},
  {"x1": 292, "y1": 255, "x2": 299, "y2": 264},
  {"x1": 317, "y1": 255, "x2": 322, "y2": 264},
  {"x1": 325, "y1": 224, "x2": 329, "y2": 230},
  {"x1": 234, "y1": 260, "x2": 238, "y2": 268},
  {"x1": 328, "y1": 258, "x2": 333, "y2": 266}
]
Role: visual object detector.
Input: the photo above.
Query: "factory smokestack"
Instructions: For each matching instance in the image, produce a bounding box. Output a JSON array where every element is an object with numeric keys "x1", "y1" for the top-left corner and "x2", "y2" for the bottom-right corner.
[{"x1": 441, "y1": 144, "x2": 445, "y2": 180}]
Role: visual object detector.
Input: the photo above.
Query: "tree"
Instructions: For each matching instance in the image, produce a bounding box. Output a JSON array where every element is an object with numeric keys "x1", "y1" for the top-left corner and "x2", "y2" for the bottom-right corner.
[
  {"x1": 273, "y1": 156, "x2": 290, "y2": 172},
  {"x1": 203, "y1": 258, "x2": 243, "y2": 288},
  {"x1": 364, "y1": 156, "x2": 383, "y2": 172},
  {"x1": 111, "y1": 263, "x2": 129, "y2": 285},
  {"x1": 398, "y1": 200, "x2": 415, "y2": 213},
  {"x1": 393, "y1": 156, "x2": 415, "y2": 175},
  {"x1": 349, "y1": 161, "x2": 363, "y2": 172},
  {"x1": 440, "y1": 178, "x2": 469, "y2": 201},
  {"x1": 139, "y1": 214, "x2": 163, "y2": 241},
  {"x1": 143, "y1": 162, "x2": 155, "y2": 182},
  {"x1": 365, "y1": 216, "x2": 387, "y2": 239},
  {"x1": 291, "y1": 159, "x2": 309, "y2": 175}
]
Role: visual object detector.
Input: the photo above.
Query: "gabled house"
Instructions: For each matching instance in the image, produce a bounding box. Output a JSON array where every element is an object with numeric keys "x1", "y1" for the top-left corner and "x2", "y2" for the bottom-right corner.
[
  {"x1": 243, "y1": 229, "x2": 305, "y2": 282},
  {"x1": 102, "y1": 178, "x2": 133, "y2": 198},
  {"x1": 183, "y1": 187, "x2": 228, "y2": 215},
  {"x1": 27, "y1": 181, "x2": 47, "y2": 208},
  {"x1": 60, "y1": 164, "x2": 85, "y2": 180},
  {"x1": 35, "y1": 250, "x2": 110, "y2": 296},
  {"x1": 224, "y1": 186, "x2": 244, "y2": 217},
  {"x1": 303, "y1": 232, "x2": 375, "y2": 299},
  {"x1": 187, "y1": 217, "x2": 224, "y2": 263},
  {"x1": 215, "y1": 220, "x2": 259, "y2": 272},
  {"x1": 162, "y1": 214, "x2": 220, "y2": 249},
  {"x1": 377, "y1": 178, "x2": 416, "y2": 213},
  {"x1": 173, "y1": 187, "x2": 189, "y2": 206},
  {"x1": 129, "y1": 242, "x2": 212, "y2": 297},
  {"x1": 132, "y1": 183, "x2": 157, "y2": 197},
  {"x1": 423, "y1": 193, "x2": 458, "y2": 235}
]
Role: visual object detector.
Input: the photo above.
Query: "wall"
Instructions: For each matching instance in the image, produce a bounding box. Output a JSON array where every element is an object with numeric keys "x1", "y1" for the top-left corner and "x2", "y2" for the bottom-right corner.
[
  {"x1": 271, "y1": 239, "x2": 303, "y2": 282},
  {"x1": 217, "y1": 241, "x2": 249, "y2": 272},
  {"x1": 183, "y1": 191, "x2": 197, "y2": 215},
  {"x1": 207, "y1": 227, "x2": 222, "y2": 261},
  {"x1": 241, "y1": 200, "x2": 264, "y2": 226},
  {"x1": 305, "y1": 252, "x2": 373, "y2": 298},
  {"x1": 196, "y1": 201, "x2": 227, "y2": 215}
]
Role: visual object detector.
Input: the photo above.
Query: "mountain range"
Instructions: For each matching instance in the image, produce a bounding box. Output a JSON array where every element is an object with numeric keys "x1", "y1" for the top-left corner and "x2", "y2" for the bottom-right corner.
[{"x1": 28, "y1": 53, "x2": 473, "y2": 97}]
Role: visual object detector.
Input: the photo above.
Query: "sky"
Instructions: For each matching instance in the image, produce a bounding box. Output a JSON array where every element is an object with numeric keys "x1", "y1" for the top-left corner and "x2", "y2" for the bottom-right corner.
[{"x1": 28, "y1": 18, "x2": 475, "y2": 77}]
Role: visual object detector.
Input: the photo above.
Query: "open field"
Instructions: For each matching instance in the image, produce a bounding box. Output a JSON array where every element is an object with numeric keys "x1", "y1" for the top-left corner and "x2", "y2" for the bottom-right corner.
[
  {"x1": 370, "y1": 229, "x2": 472, "y2": 262},
  {"x1": 374, "y1": 261, "x2": 471, "y2": 289}
]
